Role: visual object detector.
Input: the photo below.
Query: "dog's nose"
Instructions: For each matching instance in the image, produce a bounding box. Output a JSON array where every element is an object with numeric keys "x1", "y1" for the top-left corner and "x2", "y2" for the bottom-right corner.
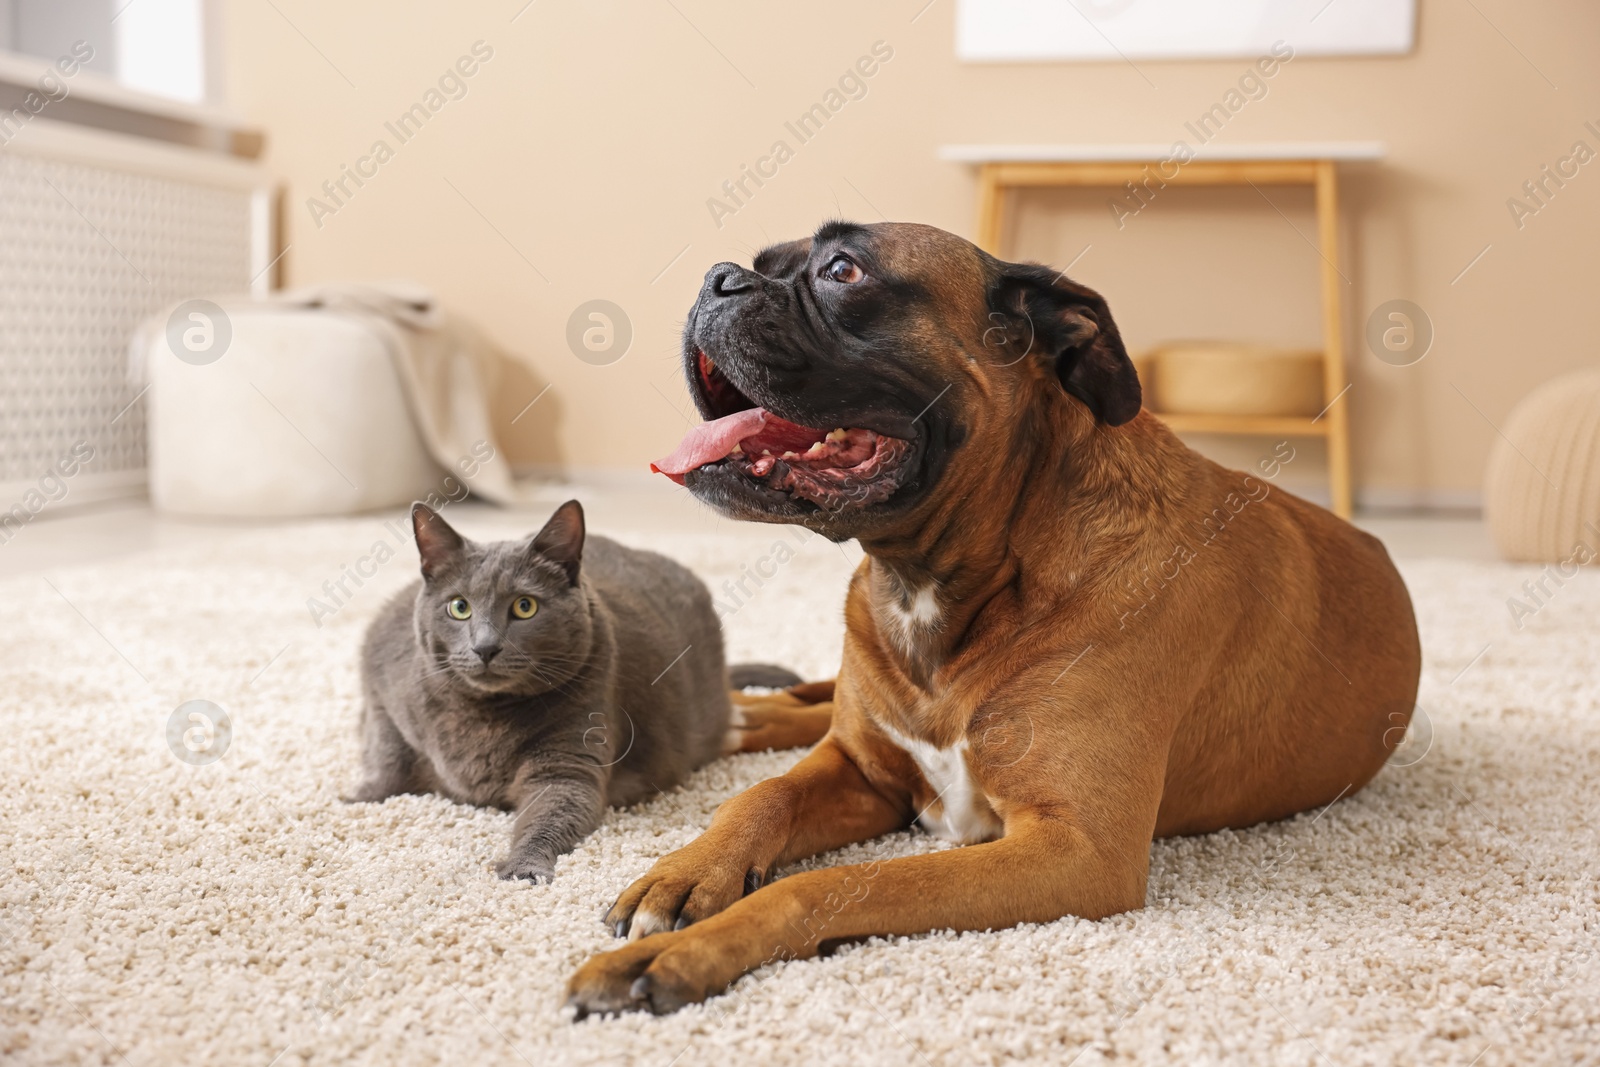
[
  {"x1": 707, "y1": 263, "x2": 755, "y2": 297},
  {"x1": 474, "y1": 643, "x2": 500, "y2": 664}
]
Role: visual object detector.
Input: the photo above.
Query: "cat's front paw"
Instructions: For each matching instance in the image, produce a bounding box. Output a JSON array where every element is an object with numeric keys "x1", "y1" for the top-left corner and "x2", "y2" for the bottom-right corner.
[
  {"x1": 341, "y1": 780, "x2": 404, "y2": 804},
  {"x1": 496, "y1": 852, "x2": 557, "y2": 884}
]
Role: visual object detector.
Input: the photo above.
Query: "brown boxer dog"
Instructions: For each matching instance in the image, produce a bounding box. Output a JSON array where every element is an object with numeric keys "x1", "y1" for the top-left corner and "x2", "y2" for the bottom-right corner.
[{"x1": 566, "y1": 221, "x2": 1421, "y2": 1016}]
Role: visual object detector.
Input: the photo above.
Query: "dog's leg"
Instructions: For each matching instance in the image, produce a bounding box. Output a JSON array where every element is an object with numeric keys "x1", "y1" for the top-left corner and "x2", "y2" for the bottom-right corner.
[
  {"x1": 567, "y1": 809, "x2": 1149, "y2": 1016},
  {"x1": 783, "y1": 680, "x2": 836, "y2": 703},
  {"x1": 602, "y1": 737, "x2": 908, "y2": 939},
  {"x1": 723, "y1": 682, "x2": 835, "y2": 753},
  {"x1": 571, "y1": 704, "x2": 1168, "y2": 1016}
]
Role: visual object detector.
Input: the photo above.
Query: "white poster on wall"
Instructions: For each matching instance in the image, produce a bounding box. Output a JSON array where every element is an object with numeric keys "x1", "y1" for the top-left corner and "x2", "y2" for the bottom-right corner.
[{"x1": 957, "y1": 0, "x2": 1416, "y2": 62}]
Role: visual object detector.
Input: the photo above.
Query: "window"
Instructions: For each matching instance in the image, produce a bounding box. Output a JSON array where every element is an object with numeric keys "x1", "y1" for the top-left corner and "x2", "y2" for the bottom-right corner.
[{"x1": 0, "y1": 0, "x2": 210, "y2": 104}]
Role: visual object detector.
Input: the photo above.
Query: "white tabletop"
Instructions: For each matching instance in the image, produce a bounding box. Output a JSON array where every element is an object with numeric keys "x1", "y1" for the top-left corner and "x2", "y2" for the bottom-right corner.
[{"x1": 938, "y1": 141, "x2": 1386, "y2": 164}]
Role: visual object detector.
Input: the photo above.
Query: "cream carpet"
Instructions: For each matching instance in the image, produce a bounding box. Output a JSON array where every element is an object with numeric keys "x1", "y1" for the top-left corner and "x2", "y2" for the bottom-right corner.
[{"x1": 2, "y1": 508, "x2": 1597, "y2": 1066}]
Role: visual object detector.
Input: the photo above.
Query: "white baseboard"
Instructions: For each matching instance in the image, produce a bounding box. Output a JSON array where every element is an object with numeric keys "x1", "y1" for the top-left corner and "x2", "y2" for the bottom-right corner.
[
  {"x1": 1355, "y1": 486, "x2": 1482, "y2": 515},
  {"x1": 1283, "y1": 482, "x2": 1483, "y2": 516},
  {"x1": 0, "y1": 470, "x2": 146, "y2": 512},
  {"x1": 0, "y1": 470, "x2": 147, "y2": 543},
  {"x1": 511, "y1": 463, "x2": 665, "y2": 492}
]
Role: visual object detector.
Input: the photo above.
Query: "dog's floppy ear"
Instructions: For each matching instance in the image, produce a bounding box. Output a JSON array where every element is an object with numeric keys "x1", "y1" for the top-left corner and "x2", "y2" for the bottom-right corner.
[{"x1": 991, "y1": 264, "x2": 1142, "y2": 426}]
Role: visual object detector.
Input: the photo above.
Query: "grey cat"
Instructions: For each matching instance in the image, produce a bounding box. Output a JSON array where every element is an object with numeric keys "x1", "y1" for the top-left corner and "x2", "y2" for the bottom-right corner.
[{"x1": 345, "y1": 500, "x2": 815, "y2": 883}]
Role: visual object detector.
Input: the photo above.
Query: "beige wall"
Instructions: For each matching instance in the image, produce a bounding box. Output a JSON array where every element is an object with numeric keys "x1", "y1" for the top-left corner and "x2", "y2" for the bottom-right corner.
[{"x1": 225, "y1": 0, "x2": 1600, "y2": 507}]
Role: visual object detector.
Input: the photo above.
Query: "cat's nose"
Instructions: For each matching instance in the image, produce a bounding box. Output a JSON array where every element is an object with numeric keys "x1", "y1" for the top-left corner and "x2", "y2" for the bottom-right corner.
[{"x1": 473, "y1": 643, "x2": 501, "y2": 664}]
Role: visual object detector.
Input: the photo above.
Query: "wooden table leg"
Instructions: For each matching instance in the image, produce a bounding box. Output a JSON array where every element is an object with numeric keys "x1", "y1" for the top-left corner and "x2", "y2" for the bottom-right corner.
[
  {"x1": 1315, "y1": 160, "x2": 1354, "y2": 520},
  {"x1": 975, "y1": 164, "x2": 1004, "y2": 254}
]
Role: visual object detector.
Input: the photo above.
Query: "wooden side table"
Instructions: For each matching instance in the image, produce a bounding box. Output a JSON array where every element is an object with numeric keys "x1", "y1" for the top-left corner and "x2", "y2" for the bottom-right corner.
[{"x1": 941, "y1": 142, "x2": 1384, "y2": 519}]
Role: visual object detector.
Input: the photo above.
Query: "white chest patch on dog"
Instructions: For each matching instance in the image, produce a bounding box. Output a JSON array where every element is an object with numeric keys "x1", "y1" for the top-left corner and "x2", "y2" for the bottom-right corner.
[
  {"x1": 879, "y1": 723, "x2": 1003, "y2": 844},
  {"x1": 883, "y1": 584, "x2": 941, "y2": 655},
  {"x1": 903, "y1": 585, "x2": 941, "y2": 626}
]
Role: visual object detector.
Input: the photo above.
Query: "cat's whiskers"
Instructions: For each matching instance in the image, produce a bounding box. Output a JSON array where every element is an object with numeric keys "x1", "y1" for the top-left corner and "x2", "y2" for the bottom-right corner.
[
  {"x1": 411, "y1": 648, "x2": 591, "y2": 697},
  {"x1": 412, "y1": 664, "x2": 468, "y2": 685}
]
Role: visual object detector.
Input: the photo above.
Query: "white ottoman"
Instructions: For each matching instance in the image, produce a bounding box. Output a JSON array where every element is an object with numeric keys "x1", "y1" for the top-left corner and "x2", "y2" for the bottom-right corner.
[
  {"x1": 144, "y1": 307, "x2": 444, "y2": 518},
  {"x1": 1484, "y1": 368, "x2": 1600, "y2": 562}
]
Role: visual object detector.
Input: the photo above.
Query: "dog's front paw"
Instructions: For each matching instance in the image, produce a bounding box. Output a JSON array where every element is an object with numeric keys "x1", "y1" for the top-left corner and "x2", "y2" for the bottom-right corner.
[
  {"x1": 603, "y1": 841, "x2": 755, "y2": 941},
  {"x1": 496, "y1": 852, "x2": 556, "y2": 884},
  {"x1": 565, "y1": 931, "x2": 727, "y2": 1017}
]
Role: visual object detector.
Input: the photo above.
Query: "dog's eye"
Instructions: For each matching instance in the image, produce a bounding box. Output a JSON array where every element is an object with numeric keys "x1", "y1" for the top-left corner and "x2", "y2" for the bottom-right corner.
[{"x1": 824, "y1": 256, "x2": 863, "y2": 284}]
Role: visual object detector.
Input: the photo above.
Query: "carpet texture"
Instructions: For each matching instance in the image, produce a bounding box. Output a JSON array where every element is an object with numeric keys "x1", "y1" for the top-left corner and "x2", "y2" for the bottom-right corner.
[{"x1": 2, "y1": 509, "x2": 1597, "y2": 1066}]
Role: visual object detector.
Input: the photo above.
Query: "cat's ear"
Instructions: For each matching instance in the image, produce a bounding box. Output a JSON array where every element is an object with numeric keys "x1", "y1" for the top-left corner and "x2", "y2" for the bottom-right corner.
[
  {"x1": 412, "y1": 503, "x2": 466, "y2": 580},
  {"x1": 531, "y1": 500, "x2": 585, "y2": 586}
]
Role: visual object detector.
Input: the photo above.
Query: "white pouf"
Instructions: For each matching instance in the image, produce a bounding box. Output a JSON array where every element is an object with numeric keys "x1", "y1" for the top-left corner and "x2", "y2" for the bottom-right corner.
[
  {"x1": 144, "y1": 308, "x2": 444, "y2": 518},
  {"x1": 1484, "y1": 368, "x2": 1600, "y2": 562}
]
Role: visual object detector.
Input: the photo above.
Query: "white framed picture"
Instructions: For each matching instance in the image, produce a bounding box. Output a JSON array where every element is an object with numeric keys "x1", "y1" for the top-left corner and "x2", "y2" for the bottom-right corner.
[{"x1": 957, "y1": 0, "x2": 1417, "y2": 62}]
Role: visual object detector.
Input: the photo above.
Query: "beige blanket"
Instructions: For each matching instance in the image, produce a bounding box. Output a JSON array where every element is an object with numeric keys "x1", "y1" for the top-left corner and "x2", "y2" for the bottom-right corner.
[{"x1": 262, "y1": 281, "x2": 539, "y2": 505}]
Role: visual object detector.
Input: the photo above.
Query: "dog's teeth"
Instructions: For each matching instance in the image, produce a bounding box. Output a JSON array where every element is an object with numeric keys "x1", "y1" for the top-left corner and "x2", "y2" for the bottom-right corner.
[
  {"x1": 804, "y1": 441, "x2": 828, "y2": 457},
  {"x1": 826, "y1": 428, "x2": 848, "y2": 443},
  {"x1": 761, "y1": 449, "x2": 771, "y2": 456},
  {"x1": 781, "y1": 451, "x2": 798, "y2": 460},
  {"x1": 729, "y1": 443, "x2": 743, "y2": 456}
]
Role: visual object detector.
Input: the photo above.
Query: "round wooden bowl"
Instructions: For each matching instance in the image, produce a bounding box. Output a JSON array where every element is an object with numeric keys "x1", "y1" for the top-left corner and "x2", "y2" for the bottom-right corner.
[{"x1": 1146, "y1": 342, "x2": 1324, "y2": 418}]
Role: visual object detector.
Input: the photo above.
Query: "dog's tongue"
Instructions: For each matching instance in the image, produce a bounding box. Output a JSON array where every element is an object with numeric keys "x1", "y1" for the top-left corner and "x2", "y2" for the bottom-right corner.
[{"x1": 650, "y1": 408, "x2": 769, "y2": 485}]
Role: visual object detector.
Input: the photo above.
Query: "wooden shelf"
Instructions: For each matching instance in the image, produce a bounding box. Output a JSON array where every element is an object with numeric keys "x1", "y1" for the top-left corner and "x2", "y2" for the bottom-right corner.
[
  {"x1": 959, "y1": 149, "x2": 1359, "y2": 517},
  {"x1": 1150, "y1": 412, "x2": 1330, "y2": 437},
  {"x1": 939, "y1": 142, "x2": 1386, "y2": 164},
  {"x1": 979, "y1": 159, "x2": 1323, "y2": 188}
]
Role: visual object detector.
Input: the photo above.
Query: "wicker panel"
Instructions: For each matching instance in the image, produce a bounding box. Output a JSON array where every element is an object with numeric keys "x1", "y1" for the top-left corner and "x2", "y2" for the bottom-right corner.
[{"x1": 0, "y1": 150, "x2": 253, "y2": 482}]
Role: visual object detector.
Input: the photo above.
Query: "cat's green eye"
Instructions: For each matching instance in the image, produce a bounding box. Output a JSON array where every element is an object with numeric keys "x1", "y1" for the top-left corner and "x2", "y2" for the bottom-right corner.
[
  {"x1": 511, "y1": 596, "x2": 538, "y2": 620},
  {"x1": 446, "y1": 597, "x2": 472, "y2": 620}
]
